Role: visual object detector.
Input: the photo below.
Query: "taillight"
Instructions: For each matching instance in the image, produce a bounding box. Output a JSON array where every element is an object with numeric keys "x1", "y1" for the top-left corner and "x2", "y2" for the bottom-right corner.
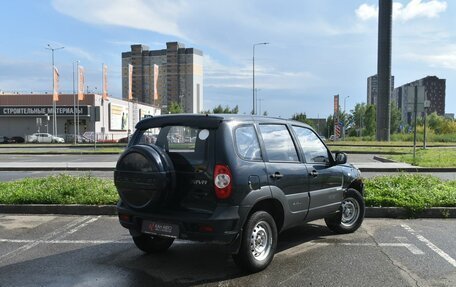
[{"x1": 214, "y1": 164, "x2": 232, "y2": 199}]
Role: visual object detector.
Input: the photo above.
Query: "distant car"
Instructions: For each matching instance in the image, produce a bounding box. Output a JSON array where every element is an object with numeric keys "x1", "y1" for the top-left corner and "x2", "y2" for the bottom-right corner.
[
  {"x1": 28, "y1": 133, "x2": 64, "y2": 143},
  {"x1": 65, "y1": 134, "x2": 91, "y2": 143},
  {"x1": 10, "y1": 136, "x2": 25, "y2": 143},
  {"x1": 329, "y1": 135, "x2": 339, "y2": 141}
]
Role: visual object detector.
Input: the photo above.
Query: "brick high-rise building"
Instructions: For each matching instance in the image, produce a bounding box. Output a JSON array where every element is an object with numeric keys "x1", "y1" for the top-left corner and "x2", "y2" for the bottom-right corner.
[
  {"x1": 122, "y1": 42, "x2": 203, "y2": 113},
  {"x1": 393, "y1": 76, "x2": 446, "y2": 124}
]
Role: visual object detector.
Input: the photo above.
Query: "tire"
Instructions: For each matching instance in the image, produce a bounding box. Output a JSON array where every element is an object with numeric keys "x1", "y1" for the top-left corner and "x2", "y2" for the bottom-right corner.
[
  {"x1": 132, "y1": 233, "x2": 174, "y2": 253},
  {"x1": 232, "y1": 211, "x2": 277, "y2": 273},
  {"x1": 325, "y1": 188, "x2": 365, "y2": 234}
]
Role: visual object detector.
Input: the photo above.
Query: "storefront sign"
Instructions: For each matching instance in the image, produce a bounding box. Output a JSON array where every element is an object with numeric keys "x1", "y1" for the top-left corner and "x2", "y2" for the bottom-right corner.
[
  {"x1": 0, "y1": 106, "x2": 89, "y2": 117},
  {"x1": 109, "y1": 103, "x2": 128, "y2": 131}
]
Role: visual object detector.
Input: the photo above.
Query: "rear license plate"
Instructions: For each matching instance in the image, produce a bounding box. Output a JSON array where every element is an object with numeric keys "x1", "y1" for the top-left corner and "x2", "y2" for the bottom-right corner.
[{"x1": 141, "y1": 220, "x2": 179, "y2": 238}]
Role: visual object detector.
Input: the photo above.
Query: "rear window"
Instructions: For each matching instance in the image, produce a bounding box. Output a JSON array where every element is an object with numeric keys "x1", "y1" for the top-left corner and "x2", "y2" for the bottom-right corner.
[{"x1": 135, "y1": 126, "x2": 213, "y2": 169}]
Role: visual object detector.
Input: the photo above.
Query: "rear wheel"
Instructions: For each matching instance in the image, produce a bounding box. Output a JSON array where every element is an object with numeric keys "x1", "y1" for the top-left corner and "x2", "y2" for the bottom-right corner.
[
  {"x1": 325, "y1": 188, "x2": 365, "y2": 234},
  {"x1": 132, "y1": 233, "x2": 174, "y2": 253},
  {"x1": 232, "y1": 211, "x2": 277, "y2": 273}
]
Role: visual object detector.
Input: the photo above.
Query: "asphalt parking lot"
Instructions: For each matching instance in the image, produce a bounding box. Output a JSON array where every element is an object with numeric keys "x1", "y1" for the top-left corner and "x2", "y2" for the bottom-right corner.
[{"x1": 0, "y1": 216, "x2": 455, "y2": 286}]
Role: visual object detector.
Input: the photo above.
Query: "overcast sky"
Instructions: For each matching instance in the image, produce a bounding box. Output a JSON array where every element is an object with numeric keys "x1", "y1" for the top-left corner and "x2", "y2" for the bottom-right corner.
[{"x1": 0, "y1": 0, "x2": 454, "y2": 118}]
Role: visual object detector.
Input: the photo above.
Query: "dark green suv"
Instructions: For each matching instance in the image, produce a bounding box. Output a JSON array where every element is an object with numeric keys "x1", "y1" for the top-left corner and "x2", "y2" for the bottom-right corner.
[{"x1": 114, "y1": 114, "x2": 365, "y2": 273}]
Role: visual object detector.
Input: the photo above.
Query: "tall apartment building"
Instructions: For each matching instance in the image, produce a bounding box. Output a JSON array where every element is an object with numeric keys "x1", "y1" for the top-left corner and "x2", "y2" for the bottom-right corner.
[
  {"x1": 393, "y1": 76, "x2": 446, "y2": 124},
  {"x1": 367, "y1": 74, "x2": 395, "y2": 105},
  {"x1": 122, "y1": 42, "x2": 203, "y2": 113}
]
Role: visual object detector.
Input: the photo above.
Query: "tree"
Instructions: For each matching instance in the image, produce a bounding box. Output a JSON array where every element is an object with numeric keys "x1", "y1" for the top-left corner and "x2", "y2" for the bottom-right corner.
[
  {"x1": 390, "y1": 102, "x2": 401, "y2": 134},
  {"x1": 291, "y1": 113, "x2": 314, "y2": 127},
  {"x1": 168, "y1": 101, "x2": 183, "y2": 114},
  {"x1": 364, "y1": 104, "x2": 376, "y2": 136},
  {"x1": 202, "y1": 104, "x2": 239, "y2": 114}
]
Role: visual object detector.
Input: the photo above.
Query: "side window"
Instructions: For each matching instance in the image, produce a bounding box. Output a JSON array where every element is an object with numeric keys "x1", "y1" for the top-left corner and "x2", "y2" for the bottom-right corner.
[
  {"x1": 292, "y1": 126, "x2": 329, "y2": 164},
  {"x1": 235, "y1": 125, "x2": 262, "y2": 161},
  {"x1": 259, "y1": 124, "x2": 299, "y2": 162}
]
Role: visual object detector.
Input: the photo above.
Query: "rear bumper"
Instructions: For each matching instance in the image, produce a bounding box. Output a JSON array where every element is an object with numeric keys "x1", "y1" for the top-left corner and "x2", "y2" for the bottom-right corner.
[{"x1": 117, "y1": 202, "x2": 241, "y2": 245}]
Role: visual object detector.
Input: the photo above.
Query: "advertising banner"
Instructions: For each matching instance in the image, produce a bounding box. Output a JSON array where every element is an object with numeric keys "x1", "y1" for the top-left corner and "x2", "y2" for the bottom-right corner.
[
  {"x1": 109, "y1": 103, "x2": 128, "y2": 131},
  {"x1": 102, "y1": 64, "x2": 108, "y2": 101},
  {"x1": 128, "y1": 64, "x2": 133, "y2": 100},
  {"x1": 53, "y1": 66, "x2": 59, "y2": 101},
  {"x1": 78, "y1": 65, "x2": 85, "y2": 101}
]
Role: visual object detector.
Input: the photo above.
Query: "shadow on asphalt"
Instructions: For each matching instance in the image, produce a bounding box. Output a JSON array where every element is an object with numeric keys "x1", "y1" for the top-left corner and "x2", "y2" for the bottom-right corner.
[{"x1": 0, "y1": 223, "x2": 338, "y2": 286}]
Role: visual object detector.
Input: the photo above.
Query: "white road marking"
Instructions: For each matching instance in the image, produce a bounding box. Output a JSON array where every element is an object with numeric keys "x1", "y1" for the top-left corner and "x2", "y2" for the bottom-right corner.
[
  {"x1": 401, "y1": 224, "x2": 456, "y2": 268},
  {"x1": 67, "y1": 216, "x2": 101, "y2": 235},
  {"x1": 277, "y1": 241, "x2": 424, "y2": 256},
  {"x1": 0, "y1": 216, "x2": 90, "y2": 262},
  {"x1": 0, "y1": 238, "x2": 194, "y2": 245},
  {"x1": 394, "y1": 236, "x2": 425, "y2": 255}
]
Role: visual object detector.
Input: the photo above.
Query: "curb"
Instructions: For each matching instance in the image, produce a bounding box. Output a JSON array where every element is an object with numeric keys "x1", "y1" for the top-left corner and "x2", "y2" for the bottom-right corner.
[
  {"x1": 1, "y1": 205, "x2": 455, "y2": 218},
  {"x1": 0, "y1": 152, "x2": 121, "y2": 155},
  {"x1": 359, "y1": 167, "x2": 456, "y2": 172},
  {"x1": 366, "y1": 207, "x2": 456, "y2": 218},
  {"x1": 0, "y1": 204, "x2": 117, "y2": 215},
  {"x1": 373, "y1": 155, "x2": 397, "y2": 163},
  {"x1": 0, "y1": 167, "x2": 114, "y2": 171}
]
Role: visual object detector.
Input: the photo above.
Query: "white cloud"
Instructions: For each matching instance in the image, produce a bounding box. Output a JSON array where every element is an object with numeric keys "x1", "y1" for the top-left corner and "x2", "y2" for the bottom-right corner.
[
  {"x1": 403, "y1": 46, "x2": 456, "y2": 69},
  {"x1": 204, "y1": 55, "x2": 320, "y2": 90},
  {"x1": 355, "y1": 3, "x2": 378, "y2": 21},
  {"x1": 356, "y1": 0, "x2": 447, "y2": 22},
  {"x1": 52, "y1": 0, "x2": 186, "y2": 39}
]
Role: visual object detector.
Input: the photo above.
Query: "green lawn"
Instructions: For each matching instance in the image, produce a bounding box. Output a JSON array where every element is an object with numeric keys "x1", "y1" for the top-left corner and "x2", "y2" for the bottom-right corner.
[
  {"x1": 365, "y1": 174, "x2": 456, "y2": 214},
  {"x1": 386, "y1": 148, "x2": 456, "y2": 167},
  {"x1": 0, "y1": 174, "x2": 118, "y2": 205},
  {"x1": 1, "y1": 175, "x2": 455, "y2": 218}
]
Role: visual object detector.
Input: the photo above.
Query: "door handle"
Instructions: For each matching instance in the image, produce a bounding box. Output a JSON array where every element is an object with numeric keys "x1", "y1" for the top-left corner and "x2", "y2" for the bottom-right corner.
[
  {"x1": 270, "y1": 172, "x2": 283, "y2": 179},
  {"x1": 309, "y1": 170, "x2": 318, "y2": 177}
]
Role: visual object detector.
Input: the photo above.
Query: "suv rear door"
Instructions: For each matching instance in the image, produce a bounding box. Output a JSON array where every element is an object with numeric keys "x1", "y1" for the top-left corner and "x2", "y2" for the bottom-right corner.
[
  {"x1": 258, "y1": 123, "x2": 310, "y2": 222},
  {"x1": 137, "y1": 125, "x2": 216, "y2": 213},
  {"x1": 291, "y1": 126, "x2": 344, "y2": 220}
]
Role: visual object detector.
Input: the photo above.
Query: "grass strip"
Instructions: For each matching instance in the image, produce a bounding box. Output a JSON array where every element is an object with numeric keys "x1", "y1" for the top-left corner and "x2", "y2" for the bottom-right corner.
[
  {"x1": 365, "y1": 174, "x2": 456, "y2": 214},
  {"x1": 0, "y1": 174, "x2": 118, "y2": 205},
  {"x1": 1, "y1": 175, "x2": 455, "y2": 217},
  {"x1": 387, "y1": 148, "x2": 456, "y2": 167}
]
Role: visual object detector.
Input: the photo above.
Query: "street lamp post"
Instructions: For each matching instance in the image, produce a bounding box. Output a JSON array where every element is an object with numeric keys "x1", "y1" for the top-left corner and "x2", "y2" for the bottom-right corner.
[
  {"x1": 45, "y1": 44, "x2": 64, "y2": 138},
  {"x1": 72, "y1": 60, "x2": 79, "y2": 144},
  {"x1": 253, "y1": 42, "x2": 269, "y2": 115},
  {"x1": 343, "y1": 96, "x2": 350, "y2": 140}
]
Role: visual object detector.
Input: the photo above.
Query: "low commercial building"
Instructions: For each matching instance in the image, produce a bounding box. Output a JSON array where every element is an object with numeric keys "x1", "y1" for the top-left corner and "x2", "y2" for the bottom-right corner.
[{"x1": 0, "y1": 93, "x2": 160, "y2": 141}]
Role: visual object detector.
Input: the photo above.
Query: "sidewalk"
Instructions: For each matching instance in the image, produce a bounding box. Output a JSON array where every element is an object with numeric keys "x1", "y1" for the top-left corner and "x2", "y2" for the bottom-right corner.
[{"x1": 1, "y1": 161, "x2": 456, "y2": 172}]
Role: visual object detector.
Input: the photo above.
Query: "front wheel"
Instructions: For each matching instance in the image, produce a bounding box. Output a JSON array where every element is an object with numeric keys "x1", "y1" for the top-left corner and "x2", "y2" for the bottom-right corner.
[
  {"x1": 132, "y1": 233, "x2": 174, "y2": 253},
  {"x1": 232, "y1": 211, "x2": 277, "y2": 273},
  {"x1": 325, "y1": 188, "x2": 365, "y2": 234}
]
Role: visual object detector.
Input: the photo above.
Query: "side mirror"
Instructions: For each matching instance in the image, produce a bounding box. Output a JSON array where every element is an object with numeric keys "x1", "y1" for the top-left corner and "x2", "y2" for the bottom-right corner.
[{"x1": 335, "y1": 152, "x2": 347, "y2": 165}]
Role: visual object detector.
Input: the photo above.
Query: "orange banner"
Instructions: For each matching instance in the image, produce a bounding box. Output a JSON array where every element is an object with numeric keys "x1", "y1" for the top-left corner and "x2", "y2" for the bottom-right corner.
[
  {"x1": 53, "y1": 66, "x2": 59, "y2": 101},
  {"x1": 128, "y1": 64, "x2": 133, "y2": 100},
  {"x1": 102, "y1": 64, "x2": 108, "y2": 101},
  {"x1": 334, "y1": 94, "x2": 339, "y2": 116},
  {"x1": 78, "y1": 65, "x2": 85, "y2": 101},
  {"x1": 153, "y1": 64, "x2": 159, "y2": 101}
]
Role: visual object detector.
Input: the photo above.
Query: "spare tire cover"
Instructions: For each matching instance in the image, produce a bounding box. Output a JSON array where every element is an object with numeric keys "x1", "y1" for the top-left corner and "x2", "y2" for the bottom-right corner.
[{"x1": 114, "y1": 144, "x2": 176, "y2": 209}]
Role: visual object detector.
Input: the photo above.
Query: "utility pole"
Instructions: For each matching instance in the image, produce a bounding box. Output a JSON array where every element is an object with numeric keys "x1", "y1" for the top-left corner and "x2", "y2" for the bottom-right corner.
[
  {"x1": 413, "y1": 86, "x2": 418, "y2": 162},
  {"x1": 45, "y1": 44, "x2": 64, "y2": 137},
  {"x1": 253, "y1": 42, "x2": 269, "y2": 115}
]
